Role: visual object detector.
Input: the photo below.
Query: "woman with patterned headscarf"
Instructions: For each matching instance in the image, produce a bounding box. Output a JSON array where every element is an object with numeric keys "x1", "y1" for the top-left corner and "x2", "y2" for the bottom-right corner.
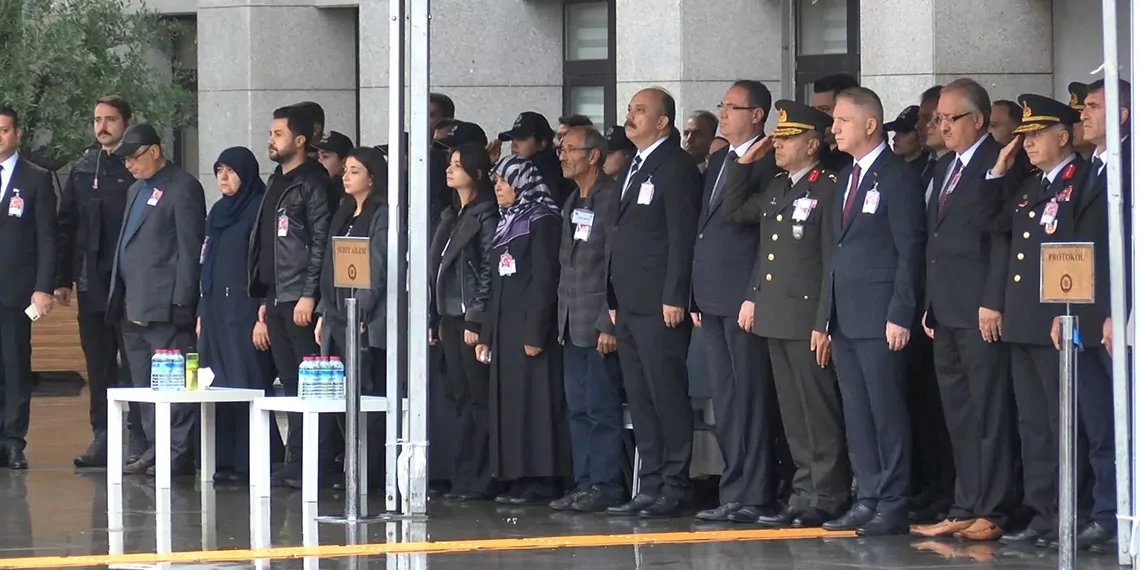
[{"x1": 475, "y1": 156, "x2": 569, "y2": 504}]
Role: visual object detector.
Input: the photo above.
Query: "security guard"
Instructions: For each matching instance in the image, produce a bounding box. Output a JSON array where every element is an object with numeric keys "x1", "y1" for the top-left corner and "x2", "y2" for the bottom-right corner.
[
  {"x1": 722, "y1": 100, "x2": 850, "y2": 528},
  {"x1": 987, "y1": 93, "x2": 1089, "y2": 546}
]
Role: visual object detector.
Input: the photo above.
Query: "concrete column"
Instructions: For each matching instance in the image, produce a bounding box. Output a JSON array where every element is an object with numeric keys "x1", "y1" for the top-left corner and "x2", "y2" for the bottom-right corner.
[
  {"x1": 197, "y1": 0, "x2": 357, "y2": 196},
  {"x1": 861, "y1": 0, "x2": 1053, "y2": 119},
  {"x1": 359, "y1": 0, "x2": 564, "y2": 146},
  {"x1": 615, "y1": 0, "x2": 784, "y2": 130}
]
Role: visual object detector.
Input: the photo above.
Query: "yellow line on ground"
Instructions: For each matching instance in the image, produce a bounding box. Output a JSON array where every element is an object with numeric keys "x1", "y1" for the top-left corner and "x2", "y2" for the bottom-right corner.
[{"x1": 0, "y1": 527, "x2": 857, "y2": 569}]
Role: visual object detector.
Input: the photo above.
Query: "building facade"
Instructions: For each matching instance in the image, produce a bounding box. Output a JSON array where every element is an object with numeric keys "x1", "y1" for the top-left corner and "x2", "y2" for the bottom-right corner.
[{"x1": 152, "y1": 0, "x2": 1132, "y2": 191}]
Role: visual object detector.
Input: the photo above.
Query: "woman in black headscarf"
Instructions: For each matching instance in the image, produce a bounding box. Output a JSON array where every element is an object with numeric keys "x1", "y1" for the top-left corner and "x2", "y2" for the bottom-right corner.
[
  {"x1": 475, "y1": 155, "x2": 569, "y2": 504},
  {"x1": 197, "y1": 146, "x2": 280, "y2": 483}
]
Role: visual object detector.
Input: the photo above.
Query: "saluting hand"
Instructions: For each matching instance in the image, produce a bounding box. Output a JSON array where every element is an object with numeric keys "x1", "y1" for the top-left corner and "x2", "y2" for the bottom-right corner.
[
  {"x1": 737, "y1": 136, "x2": 773, "y2": 164},
  {"x1": 989, "y1": 135, "x2": 1022, "y2": 177},
  {"x1": 885, "y1": 321, "x2": 910, "y2": 351}
]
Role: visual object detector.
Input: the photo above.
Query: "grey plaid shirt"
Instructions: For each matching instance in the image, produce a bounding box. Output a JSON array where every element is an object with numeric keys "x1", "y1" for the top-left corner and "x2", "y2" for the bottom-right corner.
[{"x1": 557, "y1": 175, "x2": 619, "y2": 347}]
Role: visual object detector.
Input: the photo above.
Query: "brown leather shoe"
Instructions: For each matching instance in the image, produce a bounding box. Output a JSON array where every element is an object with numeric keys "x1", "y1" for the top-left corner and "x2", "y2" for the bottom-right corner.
[
  {"x1": 911, "y1": 518, "x2": 974, "y2": 537},
  {"x1": 124, "y1": 458, "x2": 155, "y2": 475},
  {"x1": 955, "y1": 518, "x2": 1003, "y2": 541}
]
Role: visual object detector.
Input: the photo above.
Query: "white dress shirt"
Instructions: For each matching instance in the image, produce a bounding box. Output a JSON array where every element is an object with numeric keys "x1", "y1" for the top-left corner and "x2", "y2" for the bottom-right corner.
[
  {"x1": 622, "y1": 135, "x2": 669, "y2": 197},
  {"x1": 0, "y1": 153, "x2": 17, "y2": 202},
  {"x1": 843, "y1": 141, "x2": 888, "y2": 203}
]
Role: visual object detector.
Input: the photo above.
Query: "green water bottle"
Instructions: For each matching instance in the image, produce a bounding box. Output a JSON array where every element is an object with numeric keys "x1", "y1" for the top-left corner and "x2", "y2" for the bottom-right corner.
[{"x1": 185, "y1": 352, "x2": 199, "y2": 391}]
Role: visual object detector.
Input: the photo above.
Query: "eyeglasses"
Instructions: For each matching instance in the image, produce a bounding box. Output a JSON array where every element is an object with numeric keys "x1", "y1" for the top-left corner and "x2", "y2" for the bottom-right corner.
[
  {"x1": 716, "y1": 103, "x2": 759, "y2": 112},
  {"x1": 556, "y1": 146, "x2": 595, "y2": 156},
  {"x1": 934, "y1": 112, "x2": 972, "y2": 126}
]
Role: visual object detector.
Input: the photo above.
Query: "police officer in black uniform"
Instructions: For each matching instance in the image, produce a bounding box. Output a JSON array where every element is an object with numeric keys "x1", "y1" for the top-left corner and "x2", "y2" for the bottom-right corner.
[
  {"x1": 987, "y1": 94, "x2": 1089, "y2": 546},
  {"x1": 722, "y1": 100, "x2": 851, "y2": 528}
]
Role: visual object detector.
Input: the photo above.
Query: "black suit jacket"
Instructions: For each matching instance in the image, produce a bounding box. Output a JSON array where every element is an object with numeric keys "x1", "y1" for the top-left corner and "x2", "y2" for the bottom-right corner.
[
  {"x1": 823, "y1": 146, "x2": 927, "y2": 339},
  {"x1": 0, "y1": 156, "x2": 57, "y2": 310},
  {"x1": 691, "y1": 144, "x2": 778, "y2": 317},
  {"x1": 607, "y1": 140, "x2": 701, "y2": 316},
  {"x1": 924, "y1": 136, "x2": 1010, "y2": 329}
]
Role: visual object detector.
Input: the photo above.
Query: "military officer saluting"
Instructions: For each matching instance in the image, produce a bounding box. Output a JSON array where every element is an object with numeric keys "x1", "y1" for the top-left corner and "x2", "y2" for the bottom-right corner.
[
  {"x1": 722, "y1": 100, "x2": 851, "y2": 529},
  {"x1": 986, "y1": 93, "x2": 1089, "y2": 546}
]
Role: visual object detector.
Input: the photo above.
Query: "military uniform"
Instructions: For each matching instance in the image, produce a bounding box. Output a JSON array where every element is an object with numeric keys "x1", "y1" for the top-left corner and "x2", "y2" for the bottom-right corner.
[
  {"x1": 997, "y1": 93, "x2": 1089, "y2": 538},
  {"x1": 722, "y1": 101, "x2": 850, "y2": 524}
]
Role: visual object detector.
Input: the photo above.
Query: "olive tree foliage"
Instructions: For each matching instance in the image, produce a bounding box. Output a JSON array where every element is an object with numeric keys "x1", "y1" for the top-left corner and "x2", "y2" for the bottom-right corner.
[{"x1": 0, "y1": 0, "x2": 195, "y2": 169}]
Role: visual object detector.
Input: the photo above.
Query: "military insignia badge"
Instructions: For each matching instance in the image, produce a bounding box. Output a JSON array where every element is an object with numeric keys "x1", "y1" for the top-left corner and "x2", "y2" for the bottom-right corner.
[
  {"x1": 792, "y1": 224, "x2": 804, "y2": 240},
  {"x1": 1061, "y1": 163, "x2": 1076, "y2": 181},
  {"x1": 808, "y1": 169, "x2": 819, "y2": 183},
  {"x1": 1022, "y1": 101, "x2": 1032, "y2": 119},
  {"x1": 1070, "y1": 92, "x2": 1079, "y2": 108},
  {"x1": 1045, "y1": 219, "x2": 1058, "y2": 235},
  {"x1": 778, "y1": 108, "x2": 788, "y2": 124}
]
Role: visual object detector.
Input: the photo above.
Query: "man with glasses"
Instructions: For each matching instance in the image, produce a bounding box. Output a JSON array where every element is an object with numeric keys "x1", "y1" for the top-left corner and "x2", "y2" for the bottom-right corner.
[
  {"x1": 690, "y1": 80, "x2": 781, "y2": 524},
  {"x1": 913, "y1": 78, "x2": 1013, "y2": 541},
  {"x1": 108, "y1": 124, "x2": 206, "y2": 476}
]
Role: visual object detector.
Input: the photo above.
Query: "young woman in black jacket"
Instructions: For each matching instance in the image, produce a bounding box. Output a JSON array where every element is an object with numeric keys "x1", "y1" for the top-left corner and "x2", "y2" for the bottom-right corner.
[{"x1": 428, "y1": 143, "x2": 499, "y2": 500}]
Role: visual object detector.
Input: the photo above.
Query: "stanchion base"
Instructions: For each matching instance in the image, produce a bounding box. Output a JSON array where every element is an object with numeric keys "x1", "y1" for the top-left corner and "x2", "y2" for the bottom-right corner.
[{"x1": 316, "y1": 512, "x2": 428, "y2": 525}]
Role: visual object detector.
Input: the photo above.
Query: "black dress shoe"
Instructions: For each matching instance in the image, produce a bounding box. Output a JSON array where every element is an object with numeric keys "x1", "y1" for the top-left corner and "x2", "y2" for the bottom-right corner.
[
  {"x1": 444, "y1": 490, "x2": 491, "y2": 502},
  {"x1": 74, "y1": 430, "x2": 108, "y2": 468},
  {"x1": 822, "y1": 503, "x2": 875, "y2": 531},
  {"x1": 639, "y1": 495, "x2": 685, "y2": 518},
  {"x1": 506, "y1": 488, "x2": 558, "y2": 506},
  {"x1": 999, "y1": 528, "x2": 1044, "y2": 545},
  {"x1": 1035, "y1": 531, "x2": 1058, "y2": 548},
  {"x1": 756, "y1": 504, "x2": 798, "y2": 528},
  {"x1": 606, "y1": 493, "x2": 657, "y2": 516},
  {"x1": 1090, "y1": 537, "x2": 1118, "y2": 554},
  {"x1": 855, "y1": 513, "x2": 909, "y2": 537},
  {"x1": 571, "y1": 489, "x2": 623, "y2": 513},
  {"x1": 7, "y1": 448, "x2": 27, "y2": 470},
  {"x1": 728, "y1": 504, "x2": 773, "y2": 523},
  {"x1": 550, "y1": 488, "x2": 591, "y2": 511},
  {"x1": 791, "y1": 508, "x2": 832, "y2": 528},
  {"x1": 1077, "y1": 521, "x2": 1116, "y2": 550},
  {"x1": 695, "y1": 502, "x2": 743, "y2": 521}
]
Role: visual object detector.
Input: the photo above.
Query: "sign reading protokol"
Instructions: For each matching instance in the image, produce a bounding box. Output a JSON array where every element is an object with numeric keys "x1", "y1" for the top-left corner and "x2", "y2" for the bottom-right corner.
[
  {"x1": 332, "y1": 236, "x2": 371, "y2": 289},
  {"x1": 1039, "y1": 242, "x2": 1095, "y2": 304}
]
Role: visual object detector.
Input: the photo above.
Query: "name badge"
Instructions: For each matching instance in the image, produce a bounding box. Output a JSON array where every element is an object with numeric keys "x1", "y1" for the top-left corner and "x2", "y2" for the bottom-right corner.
[
  {"x1": 277, "y1": 213, "x2": 288, "y2": 237},
  {"x1": 792, "y1": 197, "x2": 817, "y2": 222},
  {"x1": 638, "y1": 182, "x2": 654, "y2": 205},
  {"x1": 146, "y1": 188, "x2": 163, "y2": 207},
  {"x1": 571, "y1": 208, "x2": 595, "y2": 241},
  {"x1": 1041, "y1": 201, "x2": 1059, "y2": 226},
  {"x1": 862, "y1": 189, "x2": 880, "y2": 214},
  {"x1": 8, "y1": 192, "x2": 24, "y2": 218},
  {"x1": 498, "y1": 251, "x2": 517, "y2": 276}
]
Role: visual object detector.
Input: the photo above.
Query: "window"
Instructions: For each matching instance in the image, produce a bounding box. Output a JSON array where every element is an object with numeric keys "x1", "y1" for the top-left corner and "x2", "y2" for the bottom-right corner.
[
  {"x1": 563, "y1": 1, "x2": 615, "y2": 127},
  {"x1": 794, "y1": 0, "x2": 859, "y2": 102}
]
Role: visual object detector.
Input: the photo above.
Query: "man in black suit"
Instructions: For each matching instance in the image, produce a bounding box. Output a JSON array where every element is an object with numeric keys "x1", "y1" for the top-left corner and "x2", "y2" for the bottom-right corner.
[
  {"x1": 912, "y1": 78, "x2": 1012, "y2": 541},
  {"x1": 723, "y1": 100, "x2": 851, "y2": 528},
  {"x1": 109, "y1": 124, "x2": 206, "y2": 476},
  {"x1": 605, "y1": 87, "x2": 700, "y2": 518},
  {"x1": 987, "y1": 94, "x2": 1086, "y2": 546},
  {"x1": 0, "y1": 106, "x2": 57, "y2": 470},
  {"x1": 819, "y1": 87, "x2": 926, "y2": 536},
  {"x1": 690, "y1": 80, "x2": 780, "y2": 523},
  {"x1": 56, "y1": 96, "x2": 140, "y2": 468},
  {"x1": 1048, "y1": 78, "x2": 1132, "y2": 550}
]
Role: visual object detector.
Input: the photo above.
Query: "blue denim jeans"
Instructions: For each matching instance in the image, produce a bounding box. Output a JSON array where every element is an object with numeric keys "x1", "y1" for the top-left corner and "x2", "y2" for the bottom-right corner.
[{"x1": 563, "y1": 343, "x2": 624, "y2": 496}]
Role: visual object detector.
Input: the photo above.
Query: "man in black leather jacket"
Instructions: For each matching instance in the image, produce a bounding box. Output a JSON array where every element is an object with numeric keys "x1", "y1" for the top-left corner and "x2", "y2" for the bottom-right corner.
[
  {"x1": 248, "y1": 106, "x2": 332, "y2": 477},
  {"x1": 55, "y1": 96, "x2": 140, "y2": 468}
]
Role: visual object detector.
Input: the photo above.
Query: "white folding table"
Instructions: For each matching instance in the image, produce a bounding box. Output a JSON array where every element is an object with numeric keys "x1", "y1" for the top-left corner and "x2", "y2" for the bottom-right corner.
[
  {"x1": 250, "y1": 396, "x2": 408, "y2": 505},
  {"x1": 107, "y1": 387, "x2": 265, "y2": 491}
]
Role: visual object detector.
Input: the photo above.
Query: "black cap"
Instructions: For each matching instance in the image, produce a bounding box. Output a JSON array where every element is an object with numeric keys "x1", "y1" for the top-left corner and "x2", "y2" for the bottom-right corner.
[
  {"x1": 377, "y1": 132, "x2": 409, "y2": 157},
  {"x1": 1068, "y1": 82, "x2": 1089, "y2": 111},
  {"x1": 112, "y1": 124, "x2": 162, "y2": 157},
  {"x1": 434, "y1": 120, "x2": 488, "y2": 150},
  {"x1": 312, "y1": 130, "x2": 354, "y2": 158},
  {"x1": 883, "y1": 105, "x2": 920, "y2": 133},
  {"x1": 1014, "y1": 93, "x2": 1081, "y2": 134},
  {"x1": 772, "y1": 100, "x2": 834, "y2": 138},
  {"x1": 604, "y1": 125, "x2": 635, "y2": 152},
  {"x1": 498, "y1": 111, "x2": 554, "y2": 142}
]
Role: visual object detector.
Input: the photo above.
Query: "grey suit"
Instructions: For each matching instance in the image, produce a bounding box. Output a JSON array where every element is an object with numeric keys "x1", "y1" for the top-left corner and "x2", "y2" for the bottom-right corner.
[{"x1": 109, "y1": 163, "x2": 206, "y2": 465}]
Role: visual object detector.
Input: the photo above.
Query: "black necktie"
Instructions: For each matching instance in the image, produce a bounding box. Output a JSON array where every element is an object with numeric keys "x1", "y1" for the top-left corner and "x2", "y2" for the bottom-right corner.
[
  {"x1": 623, "y1": 155, "x2": 643, "y2": 197},
  {"x1": 709, "y1": 150, "x2": 738, "y2": 205}
]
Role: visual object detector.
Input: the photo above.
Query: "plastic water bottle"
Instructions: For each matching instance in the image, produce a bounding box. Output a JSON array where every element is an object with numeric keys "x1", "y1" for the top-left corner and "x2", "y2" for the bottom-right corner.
[
  {"x1": 298, "y1": 357, "x2": 311, "y2": 399},
  {"x1": 330, "y1": 357, "x2": 345, "y2": 400},
  {"x1": 317, "y1": 357, "x2": 334, "y2": 400},
  {"x1": 150, "y1": 350, "x2": 166, "y2": 390},
  {"x1": 170, "y1": 350, "x2": 186, "y2": 391}
]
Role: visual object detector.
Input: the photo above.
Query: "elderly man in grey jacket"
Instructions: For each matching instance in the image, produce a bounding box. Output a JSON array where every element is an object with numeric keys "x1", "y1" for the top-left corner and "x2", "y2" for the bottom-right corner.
[
  {"x1": 108, "y1": 124, "x2": 206, "y2": 476},
  {"x1": 549, "y1": 126, "x2": 625, "y2": 513}
]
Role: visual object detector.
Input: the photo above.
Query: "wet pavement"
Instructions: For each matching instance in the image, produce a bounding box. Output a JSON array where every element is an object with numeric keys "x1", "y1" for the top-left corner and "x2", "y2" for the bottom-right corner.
[{"x1": 0, "y1": 391, "x2": 1127, "y2": 569}]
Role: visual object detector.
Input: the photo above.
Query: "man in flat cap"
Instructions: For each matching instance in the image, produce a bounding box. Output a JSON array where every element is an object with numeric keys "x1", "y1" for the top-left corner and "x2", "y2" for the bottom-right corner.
[
  {"x1": 108, "y1": 123, "x2": 206, "y2": 477},
  {"x1": 986, "y1": 93, "x2": 1089, "y2": 546},
  {"x1": 723, "y1": 99, "x2": 851, "y2": 529}
]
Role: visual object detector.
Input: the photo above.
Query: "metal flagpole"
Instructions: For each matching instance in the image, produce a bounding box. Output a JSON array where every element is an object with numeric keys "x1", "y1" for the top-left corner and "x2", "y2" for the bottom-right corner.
[
  {"x1": 1099, "y1": 0, "x2": 1133, "y2": 564},
  {"x1": 1058, "y1": 308, "x2": 1078, "y2": 570},
  {"x1": 405, "y1": 0, "x2": 431, "y2": 516},
  {"x1": 1131, "y1": 2, "x2": 1140, "y2": 564},
  {"x1": 385, "y1": 0, "x2": 407, "y2": 517}
]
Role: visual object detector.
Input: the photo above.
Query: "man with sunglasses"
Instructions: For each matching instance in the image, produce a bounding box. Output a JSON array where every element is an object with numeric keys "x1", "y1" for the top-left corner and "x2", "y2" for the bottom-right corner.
[{"x1": 108, "y1": 124, "x2": 206, "y2": 477}]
